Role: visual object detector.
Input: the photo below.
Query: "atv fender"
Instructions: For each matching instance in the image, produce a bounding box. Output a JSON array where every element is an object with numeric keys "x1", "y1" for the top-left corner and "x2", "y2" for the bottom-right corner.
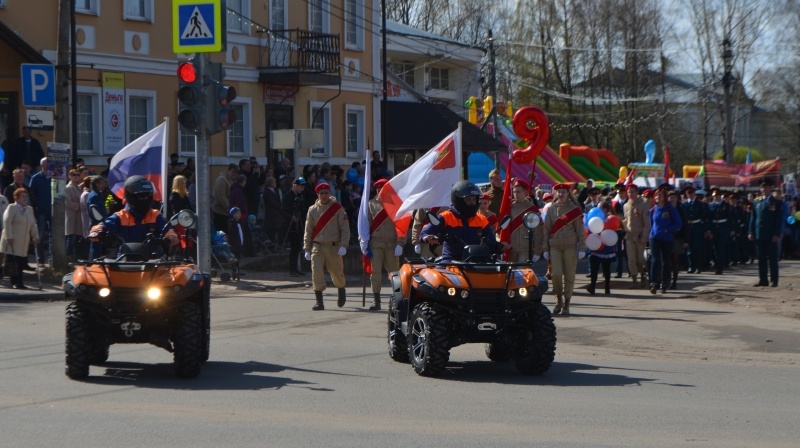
[{"x1": 389, "y1": 273, "x2": 409, "y2": 323}]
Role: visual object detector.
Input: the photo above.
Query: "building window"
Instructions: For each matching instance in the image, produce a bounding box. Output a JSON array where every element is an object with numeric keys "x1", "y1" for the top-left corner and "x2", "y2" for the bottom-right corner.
[
  {"x1": 75, "y1": 0, "x2": 98, "y2": 15},
  {"x1": 227, "y1": 0, "x2": 247, "y2": 34},
  {"x1": 391, "y1": 62, "x2": 415, "y2": 86},
  {"x1": 227, "y1": 104, "x2": 246, "y2": 155},
  {"x1": 270, "y1": 0, "x2": 287, "y2": 31},
  {"x1": 308, "y1": 0, "x2": 329, "y2": 33},
  {"x1": 76, "y1": 90, "x2": 100, "y2": 154},
  {"x1": 124, "y1": 0, "x2": 152, "y2": 21},
  {"x1": 344, "y1": 0, "x2": 363, "y2": 50},
  {"x1": 345, "y1": 105, "x2": 365, "y2": 157},
  {"x1": 429, "y1": 67, "x2": 449, "y2": 90},
  {"x1": 128, "y1": 97, "x2": 151, "y2": 143},
  {"x1": 179, "y1": 128, "x2": 195, "y2": 155},
  {"x1": 310, "y1": 102, "x2": 331, "y2": 157}
]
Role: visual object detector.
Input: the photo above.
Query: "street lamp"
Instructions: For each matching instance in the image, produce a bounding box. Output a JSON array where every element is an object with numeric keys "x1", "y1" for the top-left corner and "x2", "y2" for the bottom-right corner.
[{"x1": 722, "y1": 38, "x2": 734, "y2": 164}]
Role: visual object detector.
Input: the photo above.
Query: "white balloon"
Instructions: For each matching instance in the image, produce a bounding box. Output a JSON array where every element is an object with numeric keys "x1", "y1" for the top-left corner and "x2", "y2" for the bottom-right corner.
[
  {"x1": 600, "y1": 229, "x2": 619, "y2": 246},
  {"x1": 588, "y1": 216, "x2": 605, "y2": 234},
  {"x1": 586, "y1": 233, "x2": 602, "y2": 251}
]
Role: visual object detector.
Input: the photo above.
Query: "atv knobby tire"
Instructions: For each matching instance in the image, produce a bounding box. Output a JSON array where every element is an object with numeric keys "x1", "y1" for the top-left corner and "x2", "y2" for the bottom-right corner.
[
  {"x1": 65, "y1": 302, "x2": 91, "y2": 379},
  {"x1": 513, "y1": 303, "x2": 557, "y2": 375},
  {"x1": 408, "y1": 304, "x2": 450, "y2": 376},
  {"x1": 484, "y1": 342, "x2": 513, "y2": 362},
  {"x1": 89, "y1": 342, "x2": 110, "y2": 365},
  {"x1": 387, "y1": 310, "x2": 408, "y2": 363},
  {"x1": 173, "y1": 303, "x2": 203, "y2": 378}
]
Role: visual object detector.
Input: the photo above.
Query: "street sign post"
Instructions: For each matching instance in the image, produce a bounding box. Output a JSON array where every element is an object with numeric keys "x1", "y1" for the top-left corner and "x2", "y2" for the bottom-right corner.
[
  {"x1": 21, "y1": 64, "x2": 56, "y2": 107},
  {"x1": 172, "y1": 0, "x2": 226, "y2": 54}
]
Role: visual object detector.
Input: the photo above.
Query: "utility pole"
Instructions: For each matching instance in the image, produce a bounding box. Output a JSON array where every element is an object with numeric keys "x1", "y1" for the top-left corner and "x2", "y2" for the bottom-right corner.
[
  {"x1": 489, "y1": 29, "x2": 497, "y2": 140},
  {"x1": 55, "y1": 0, "x2": 71, "y2": 146},
  {"x1": 381, "y1": 0, "x2": 387, "y2": 163},
  {"x1": 722, "y1": 38, "x2": 734, "y2": 164}
]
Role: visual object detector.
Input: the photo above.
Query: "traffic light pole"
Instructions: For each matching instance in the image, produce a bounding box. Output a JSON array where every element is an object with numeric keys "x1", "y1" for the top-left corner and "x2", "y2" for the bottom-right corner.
[{"x1": 194, "y1": 53, "x2": 211, "y2": 274}]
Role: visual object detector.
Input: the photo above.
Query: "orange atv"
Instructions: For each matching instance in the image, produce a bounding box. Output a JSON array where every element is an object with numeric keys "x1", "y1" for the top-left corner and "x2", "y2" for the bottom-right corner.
[
  {"x1": 387, "y1": 212, "x2": 555, "y2": 377},
  {"x1": 63, "y1": 210, "x2": 211, "y2": 379}
]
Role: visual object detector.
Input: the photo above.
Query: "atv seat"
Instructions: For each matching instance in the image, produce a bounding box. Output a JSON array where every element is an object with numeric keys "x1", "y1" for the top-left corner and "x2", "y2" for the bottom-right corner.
[
  {"x1": 116, "y1": 242, "x2": 163, "y2": 261},
  {"x1": 462, "y1": 245, "x2": 493, "y2": 263}
]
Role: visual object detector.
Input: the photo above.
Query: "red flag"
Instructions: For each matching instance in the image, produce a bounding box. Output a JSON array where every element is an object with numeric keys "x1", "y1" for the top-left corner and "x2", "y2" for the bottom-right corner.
[
  {"x1": 624, "y1": 167, "x2": 636, "y2": 185},
  {"x1": 497, "y1": 157, "x2": 514, "y2": 258},
  {"x1": 362, "y1": 254, "x2": 373, "y2": 274},
  {"x1": 663, "y1": 144, "x2": 670, "y2": 179}
]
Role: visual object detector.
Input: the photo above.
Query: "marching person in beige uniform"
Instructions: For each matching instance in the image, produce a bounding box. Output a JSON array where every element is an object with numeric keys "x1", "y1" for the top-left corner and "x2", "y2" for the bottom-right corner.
[
  {"x1": 508, "y1": 179, "x2": 543, "y2": 263},
  {"x1": 304, "y1": 182, "x2": 350, "y2": 311},
  {"x1": 477, "y1": 193, "x2": 498, "y2": 232},
  {"x1": 360, "y1": 179, "x2": 406, "y2": 311},
  {"x1": 542, "y1": 183, "x2": 586, "y2": 316},
  {"x1": 411, "y1": 207, "x2": 443, "y2": 258},
  {"x1": 623, "y1": 184, "x2": 651, "y2": 288}
]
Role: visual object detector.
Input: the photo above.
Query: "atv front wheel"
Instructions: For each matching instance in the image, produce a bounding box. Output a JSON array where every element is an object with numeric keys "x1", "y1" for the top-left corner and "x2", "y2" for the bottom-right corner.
[
  {"x1": 65, "y1": 302, "x2": 91, "y2": 379},
  {"x1": 513, "y1": 303, "x2": 557, "y2": 375},
  {"x1": 484, "y1": 342, "x2": 513, "y2": 362},
  {"x1": 408, "y1": 304, "x2": 450, "y2": 376},
  {"x1": 89, "y1": 342, "x2": 110, "y2": 365},
  {"x1": 173, "y1": 303, "x2": 203, "y2": 378},
  {"x1": 387, "y1": 308, "x2": 408, "y2": 363}
]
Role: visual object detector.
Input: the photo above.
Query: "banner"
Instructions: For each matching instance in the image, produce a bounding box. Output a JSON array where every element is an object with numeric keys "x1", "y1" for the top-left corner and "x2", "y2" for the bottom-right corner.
[
  {"x1": 102, "y1": 71, "x2": 126, "y2": 154},
  {"x1": 46, "y1": 142, "x2": 70, "y2": 180},
  {"x1": 702, "y1": 159, "x2": 781, "y2": 188}
]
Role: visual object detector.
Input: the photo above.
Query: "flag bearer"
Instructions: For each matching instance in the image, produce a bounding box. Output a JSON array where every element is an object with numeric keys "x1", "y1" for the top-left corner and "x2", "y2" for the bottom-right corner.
[{"x1": 361, "y1": 179, "x2": 405, "y2": 311}]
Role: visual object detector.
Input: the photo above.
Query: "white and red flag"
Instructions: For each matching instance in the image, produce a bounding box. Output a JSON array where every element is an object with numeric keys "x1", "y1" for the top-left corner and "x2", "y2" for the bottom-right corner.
[{"x1": 378, "y1": 124, "x2": 462, "y2": 238}]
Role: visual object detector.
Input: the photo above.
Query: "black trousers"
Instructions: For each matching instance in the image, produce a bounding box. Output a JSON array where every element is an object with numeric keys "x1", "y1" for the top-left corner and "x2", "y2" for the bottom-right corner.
[
  {"x1": 590, "y1": 255, "x2": 614, "y2": 290},
  {"x1": 755, "y1": 239, "x2": 779, "y2": 285},
  {"x1": 287, "y1": 230, "x2": 303, "y2": 273},
  {"x1": 649, "y1": 238, "x2": 672, "y2": 288}
]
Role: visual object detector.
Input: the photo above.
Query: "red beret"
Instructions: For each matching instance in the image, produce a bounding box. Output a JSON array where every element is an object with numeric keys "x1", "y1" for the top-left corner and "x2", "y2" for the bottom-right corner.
[
  {"x1": 315, "y1": 182, "x2": 331, "y2": 193},
  {"x1": 625, "y1": 183, "x2": 638, "y2": 192},
  {"x1": 481, "y1": 193, "x2": 491, "y2": 201},
  {"x1": 553, "y1": 183, "x2": 570, "y2": 191},
  {"x1": 373, "y1": 179, "x2": 388, "y2": 189},
  {"x1": 642, "y1": 189, "x2": 653, "y2": 197},
  {"x1": 542, "y1": 193, "x2": 553, "y2": 201},
  {"x1": 512, "y1": 178, "x2": 530, "y2": 191}
]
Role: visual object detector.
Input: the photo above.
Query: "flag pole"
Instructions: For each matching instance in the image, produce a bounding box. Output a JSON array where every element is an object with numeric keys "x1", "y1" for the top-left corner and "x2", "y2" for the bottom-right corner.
[{"x1": 161, "y1": 116, "x2": 170, "y2": 217}]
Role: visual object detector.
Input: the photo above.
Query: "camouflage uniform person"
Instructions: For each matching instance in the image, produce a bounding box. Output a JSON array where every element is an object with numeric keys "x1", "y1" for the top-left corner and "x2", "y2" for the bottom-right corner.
[
  {"x1": 623, "y1": 184, "x2": 651, "y2": 287},
  {"x1": 304, "y1": 182, "x2": 350, "y2": 311},
  {"x1": 360, "y1": 179, "x2": 405, "y2": 311},
  {"x1": 508, "y1": 178, "x2": 543, "y2": 263},
  {"x1": 485, "y1": 169, "x2": 504, "y2": 215}
]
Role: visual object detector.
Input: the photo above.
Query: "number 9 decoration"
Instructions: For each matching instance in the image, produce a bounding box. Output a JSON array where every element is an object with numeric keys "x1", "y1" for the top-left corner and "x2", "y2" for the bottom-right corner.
[{"x1": 511, "y1": 106, "x2": 550, "y2": 164}]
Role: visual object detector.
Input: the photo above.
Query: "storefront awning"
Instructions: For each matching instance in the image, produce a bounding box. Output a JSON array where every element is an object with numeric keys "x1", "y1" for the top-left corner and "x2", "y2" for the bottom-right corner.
[{"x1": 384, "y1": 101, "x2": 507, "y2": 153}]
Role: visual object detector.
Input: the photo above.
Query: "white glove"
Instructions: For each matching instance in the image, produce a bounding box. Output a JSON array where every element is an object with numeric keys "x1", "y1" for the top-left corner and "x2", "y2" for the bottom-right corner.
[
  {"x1": 543, "y1": 251, "x2": 549, "y2": 261},
  {"x1": 304, "y1": 251, "x2": 311, "y2": 261},
  {"x1": 414, "y1": 244, "x2": 422, "y2": 254},
  {"x1": 394, "y1": 245, "x2": 403, "y2": 257},
  {"x1": 360, "y1": 240, "x2": 369, "y2": 255},
  {"x1": 577, "y1": 251, "x2": 586, "y2": 260},
  {"x1": 532, "y1": 254, "x2": 540, "y2": 263},
  {"x1": 338, "y1": 247, "x2": 347, "y2": 256}
]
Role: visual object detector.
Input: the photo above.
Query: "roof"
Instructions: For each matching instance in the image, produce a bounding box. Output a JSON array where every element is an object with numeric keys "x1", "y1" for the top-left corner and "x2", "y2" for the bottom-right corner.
[
  {"x1": 384, "y1": 101, "x2": 507, "y2": 153},
  {"x1": 0, "y1": 20, "x2": 50, "y2": 64}
]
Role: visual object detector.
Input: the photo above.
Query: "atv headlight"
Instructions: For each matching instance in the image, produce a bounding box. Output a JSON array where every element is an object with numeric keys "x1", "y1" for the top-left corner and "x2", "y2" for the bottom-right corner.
[
  {"x1": 147, "y1": 287, "x2": 161, "y2": 300},
  {"x1": 447, "y1": 287, "x2": 456, "y2": 296},
  {"x1": 518, "y1": 287, "x2": 528, "y2": 297},
  {"x1": 99, "y1": 287, "x2": 111, "y2": 298}
]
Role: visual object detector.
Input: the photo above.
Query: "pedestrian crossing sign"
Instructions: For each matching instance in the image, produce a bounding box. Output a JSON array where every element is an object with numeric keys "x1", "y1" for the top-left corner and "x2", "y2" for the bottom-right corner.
[{"x1": 172, "y1": 0, "x2": 225, "y2": 53}]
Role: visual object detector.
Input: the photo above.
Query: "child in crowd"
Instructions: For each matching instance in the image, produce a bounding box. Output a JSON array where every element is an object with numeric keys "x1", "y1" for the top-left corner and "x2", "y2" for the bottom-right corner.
[
  {"x1": 588, "y1": 201, "x2": 617, "y2": 295},
  {"x1": 212, "y1": 231, "x2": 236, "y2": 263},
  {"x1": 227, "y1": 207, "x2": 245, "y2": 262}
]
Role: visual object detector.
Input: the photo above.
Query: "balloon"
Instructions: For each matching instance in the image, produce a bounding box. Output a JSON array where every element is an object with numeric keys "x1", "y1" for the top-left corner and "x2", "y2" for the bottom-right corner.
[
  {"x1": 588, "y1": 217, "x2": 605, "y2": 234},
  {"x1": 604, "y1": 215, "x2": 621, "y2": 231},
  {"x1": 0, "y1": 147, "x2": 4, "y2": 164},
  {"x1": 619, "y1": 166, "x2": 628, "y2": 179},
  {"x1": 795, "y1": 211, "x2": 800, "y2": 221},
  {"x1": 788, "y1": 216, "x2": 796, "y2": 225},
  {"x1": 586, "y1": 233, "x2": 602, "y2": 251},
  {"x1": 511, "y1": 107, "x2": 550, "y2": 164},
  {"x1": 586, "y1": 207, "x2": 606, "y2": 222},
  {"x1": 600, "y1": 229, "x2": 619, "y2": 246},
  {"x1": 644, "y1": 139, "x2": 656, "y2": 164}
]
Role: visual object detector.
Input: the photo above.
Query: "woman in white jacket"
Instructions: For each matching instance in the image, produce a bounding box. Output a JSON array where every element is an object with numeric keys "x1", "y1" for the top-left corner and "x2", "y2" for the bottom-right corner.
[{"x1": 0, "y1": 189, "x2": 39, "y2": 289}]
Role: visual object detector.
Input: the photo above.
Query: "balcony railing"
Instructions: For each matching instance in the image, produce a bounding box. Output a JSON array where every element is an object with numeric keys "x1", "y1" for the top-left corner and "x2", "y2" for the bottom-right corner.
[{"x1": 258, "y1": 29, "x2": 341, "y2": 86}]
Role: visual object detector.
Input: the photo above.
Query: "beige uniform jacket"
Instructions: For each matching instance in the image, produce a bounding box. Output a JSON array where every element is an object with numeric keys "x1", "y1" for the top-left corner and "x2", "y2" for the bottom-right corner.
[
  {"x1": 487, "y1": 186, "x2": 504, "y2": 215},
  {"x1": 303, "y1": 198, "x2": 350, "y2": 251},
  {"x1": 65, "y1": 182, "x2": 84, "y2": 236},
  {"x1": 510, "y1": 198, "x2": 543, "y2": 255},
  {"x1": 542, "y1": 201, "x2": 586, "y2": 252},
  {"x1": 210, "y1": 173, "x2": 233, "y2": 216},
  {"x1": 367, "y1": 198, "x2": 405, "y2": 245},
  {"x1": 623, "y1": 197, "x2": 651, "y2": 240},
  {"x1": 411, "y1": 208, "x2": 439, "y2": 245}
]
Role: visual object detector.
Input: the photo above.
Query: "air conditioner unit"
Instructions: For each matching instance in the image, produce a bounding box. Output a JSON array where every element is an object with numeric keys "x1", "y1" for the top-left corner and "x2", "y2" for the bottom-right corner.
[{"x1": 270, "y1": 129, "x2": 324, "y2": 155}]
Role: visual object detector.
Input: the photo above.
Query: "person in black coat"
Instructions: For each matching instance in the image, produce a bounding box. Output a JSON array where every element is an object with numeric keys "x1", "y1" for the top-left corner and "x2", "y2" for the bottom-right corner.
[
  {"x1": 168, "y1": 175, "x2": 192, "y2": 217},
  {"x1": 749, "y1": 178, "x2": 783, "y2": 287},
  {"x1": 668, "y1": 189, "x2": 689, "y2": 289},
  {"x1": 262, "y1": 176, "x2": 283, "y2": 244}
]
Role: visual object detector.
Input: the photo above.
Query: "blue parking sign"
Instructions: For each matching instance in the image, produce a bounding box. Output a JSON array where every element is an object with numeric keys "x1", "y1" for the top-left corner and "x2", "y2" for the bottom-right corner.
[{"x1": 21, "y1": 64, "x2": 56, "y2": 107}]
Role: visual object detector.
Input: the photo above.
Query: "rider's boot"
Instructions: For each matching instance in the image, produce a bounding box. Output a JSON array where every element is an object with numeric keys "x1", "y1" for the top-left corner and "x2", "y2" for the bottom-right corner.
[
  {"x1": 312, "y1": 290, "x2": 324, "y2": 311},
  {"x1": 552, "y1": 295, "x2": 563, "y2": 315},
  {"x1": 337, "y1": 288, "x2": 347, "y2": 307},
  {"x1": 369, "y1": 292, "x2": 381, "y2": 311}
]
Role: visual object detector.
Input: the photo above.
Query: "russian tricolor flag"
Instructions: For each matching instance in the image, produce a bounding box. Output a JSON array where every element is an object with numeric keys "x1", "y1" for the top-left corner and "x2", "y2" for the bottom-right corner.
[{"x1": 108, "y1": 122, "x2": 167, "y2": 202}]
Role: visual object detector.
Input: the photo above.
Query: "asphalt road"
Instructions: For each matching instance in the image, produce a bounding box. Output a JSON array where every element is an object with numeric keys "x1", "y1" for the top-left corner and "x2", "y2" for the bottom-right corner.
[{"x1": 2, "y1": 287, "x2": 799, "y2": 448}]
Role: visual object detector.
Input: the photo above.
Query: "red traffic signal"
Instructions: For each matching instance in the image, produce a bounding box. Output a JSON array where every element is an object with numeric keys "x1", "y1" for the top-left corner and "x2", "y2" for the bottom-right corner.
[
  {"x1": 177, "y1": 62, "x2": 198, "y2": 83},
  {"x1": 177, "y1": 58, "x2": 203, "y2": 132}
]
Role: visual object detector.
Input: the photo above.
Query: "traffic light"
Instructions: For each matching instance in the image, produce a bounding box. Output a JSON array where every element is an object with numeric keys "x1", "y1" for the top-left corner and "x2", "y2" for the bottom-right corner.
[
  {"x1": 177, "y1": 57, "x2": 204, "y2": 132},
  {"x1": 204, "y1": 61, "x2": 237, "y2": 135}
]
